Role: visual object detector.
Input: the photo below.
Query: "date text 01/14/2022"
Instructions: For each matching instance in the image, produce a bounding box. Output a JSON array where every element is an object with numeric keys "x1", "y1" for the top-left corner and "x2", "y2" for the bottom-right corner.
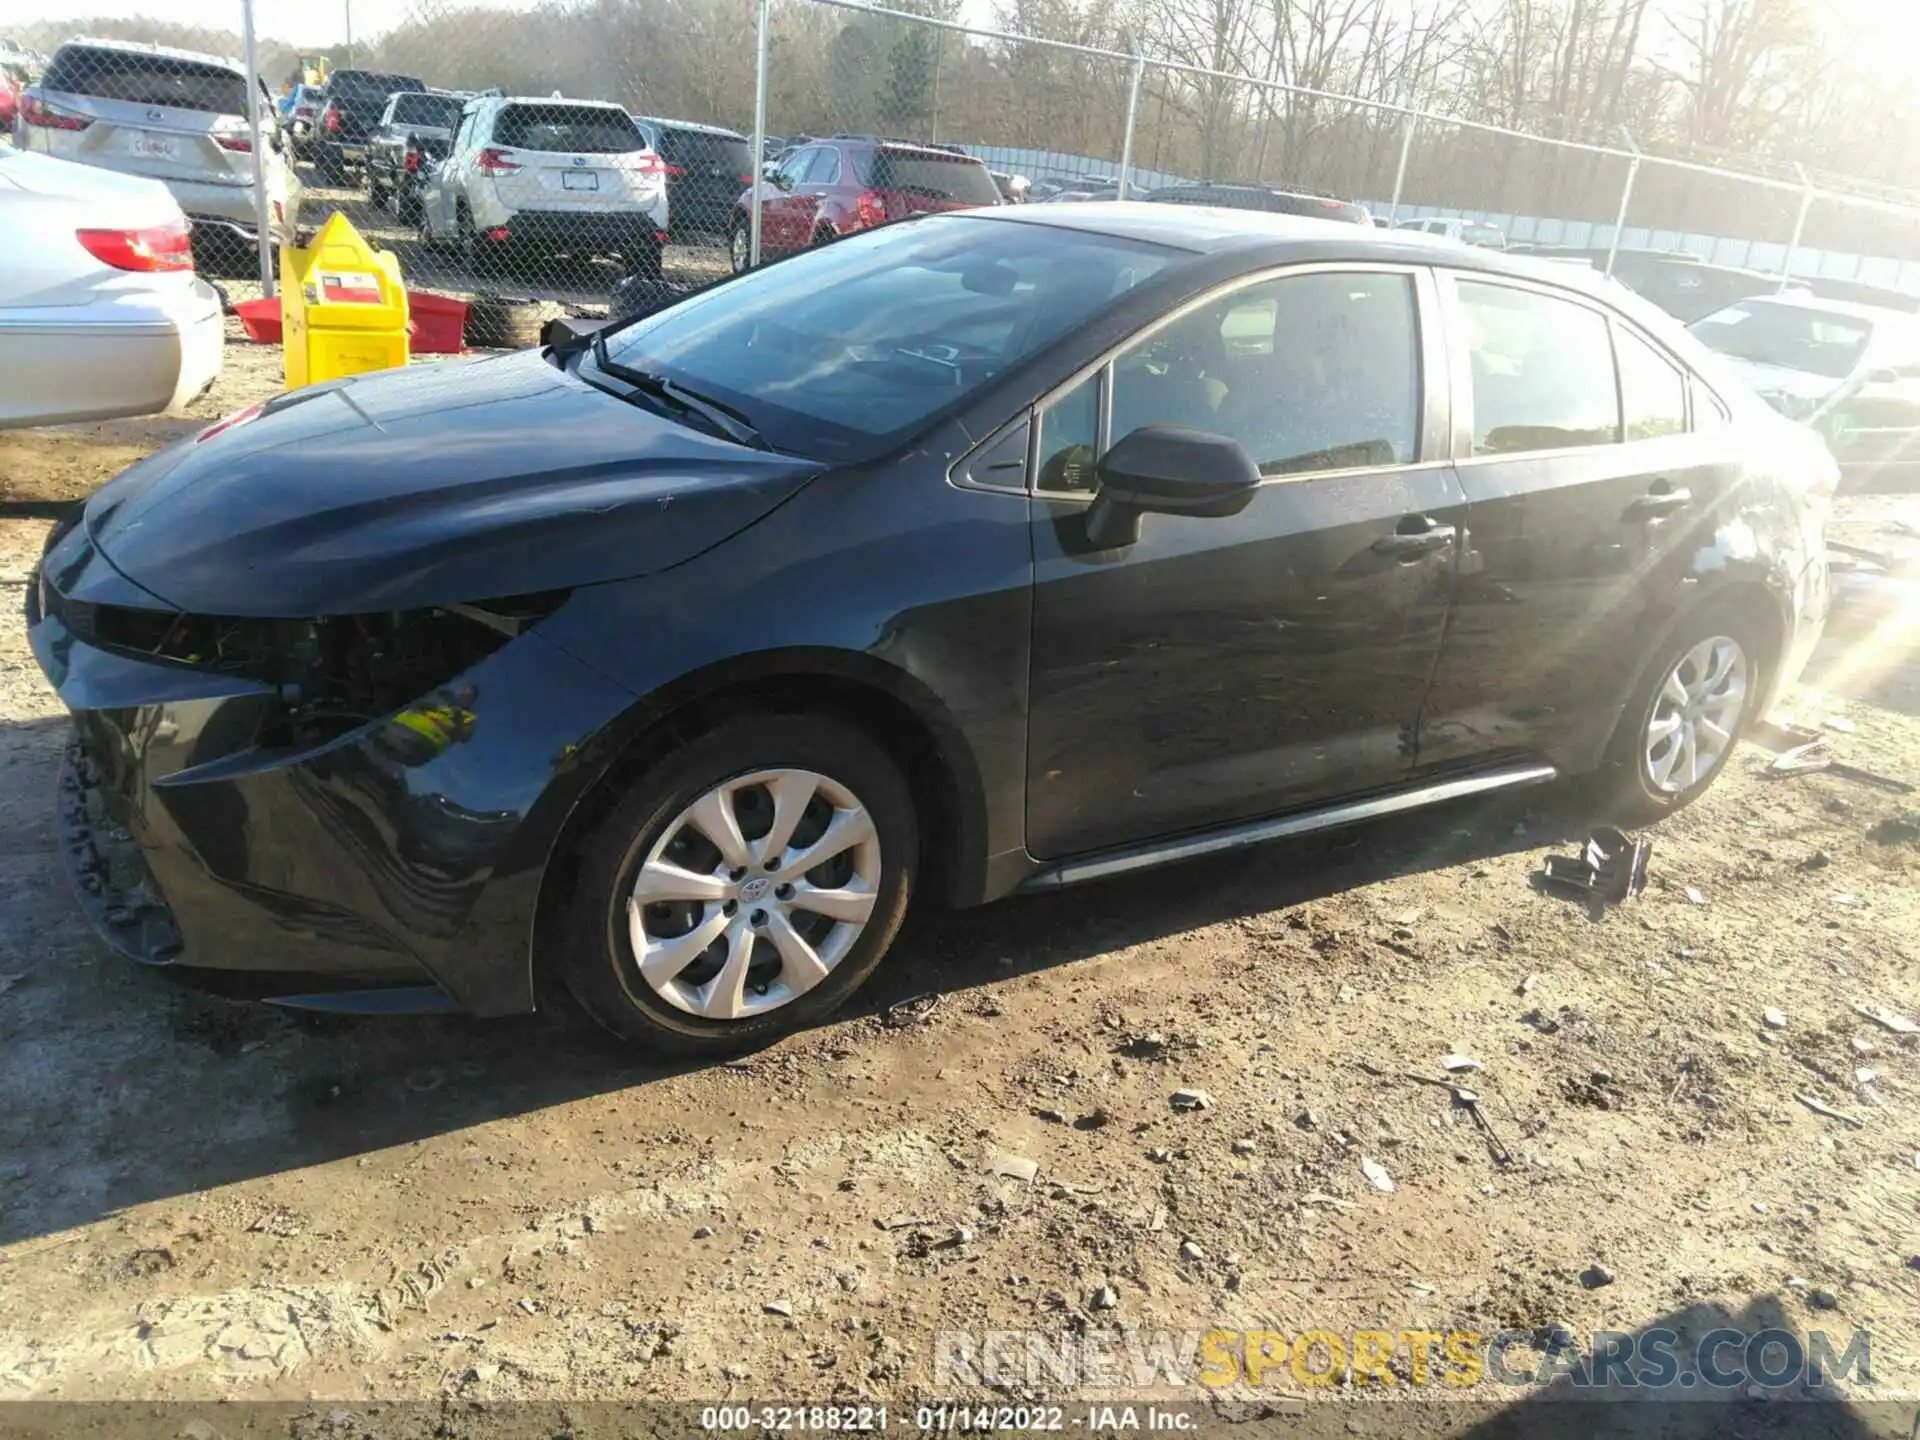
[{"x1": 696, "y1": 1405, "x2": 1197, "y2": 1432}]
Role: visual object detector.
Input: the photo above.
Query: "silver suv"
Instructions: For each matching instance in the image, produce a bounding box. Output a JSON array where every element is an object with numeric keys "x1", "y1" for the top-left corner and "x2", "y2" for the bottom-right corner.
[{"x1": 13, "y1": 37, "x2": 300, "y2": 257}]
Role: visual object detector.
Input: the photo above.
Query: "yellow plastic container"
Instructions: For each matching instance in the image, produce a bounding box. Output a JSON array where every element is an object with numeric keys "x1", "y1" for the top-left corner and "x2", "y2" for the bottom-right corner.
[{"x1": 280, "y1": 211, "x2": 410, "y2": 389}]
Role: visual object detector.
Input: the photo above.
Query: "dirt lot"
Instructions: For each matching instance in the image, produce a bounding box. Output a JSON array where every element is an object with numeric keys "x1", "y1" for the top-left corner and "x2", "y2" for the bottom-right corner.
[{"x1": 1, "y1": 333, "x2": 1918, "y2": 1435}]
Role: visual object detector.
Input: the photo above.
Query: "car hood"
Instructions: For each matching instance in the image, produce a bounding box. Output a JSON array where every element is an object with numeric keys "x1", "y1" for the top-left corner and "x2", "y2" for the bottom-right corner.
[{"x1": 85, "y1": 350, "x2": 825, "y2": 617}]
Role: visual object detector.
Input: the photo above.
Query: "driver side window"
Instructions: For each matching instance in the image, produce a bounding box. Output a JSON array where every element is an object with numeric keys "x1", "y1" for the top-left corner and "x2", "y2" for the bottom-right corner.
[
  {"x1": 1033, "y1": 269, "x2": 1421, "y2": 494},
  {"x1": 778, "y1": 148, "x2": 815, "y2": 187}
]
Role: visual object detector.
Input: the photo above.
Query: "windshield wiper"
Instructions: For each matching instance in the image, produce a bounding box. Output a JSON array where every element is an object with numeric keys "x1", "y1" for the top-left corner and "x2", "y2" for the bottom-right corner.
[{"x1": 589, "y1": 333, "x2": 769, "y2": 451}]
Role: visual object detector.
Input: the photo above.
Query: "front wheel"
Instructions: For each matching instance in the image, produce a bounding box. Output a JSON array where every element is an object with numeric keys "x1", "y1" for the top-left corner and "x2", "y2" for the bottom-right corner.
[
  {"x1": 553, "y1": 714, "x2": 918, "y2": 1054},
  {"x1": 1600, "y1": 603, "x2": 1765, "y2": 823}
]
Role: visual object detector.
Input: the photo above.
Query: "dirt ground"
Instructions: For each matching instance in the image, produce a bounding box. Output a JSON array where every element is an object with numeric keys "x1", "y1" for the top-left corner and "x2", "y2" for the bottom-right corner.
[{"x1": 1, "y1": 333, "x2": 1918, "y2": 1434}]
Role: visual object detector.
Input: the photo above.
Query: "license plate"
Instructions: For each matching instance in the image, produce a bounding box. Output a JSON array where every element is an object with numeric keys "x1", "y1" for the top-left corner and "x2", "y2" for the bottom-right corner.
[
  {"x1": 131, "y1": 133, "x2": 178, "y2": 161},
  {"x1": 562, "y1": 170, "x2": 599, "y2": 191}
]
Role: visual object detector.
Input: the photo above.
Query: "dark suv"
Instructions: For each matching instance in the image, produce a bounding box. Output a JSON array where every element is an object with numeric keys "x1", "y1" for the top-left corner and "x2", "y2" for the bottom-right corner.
[
  {"x1": 1147, "y1": 181, "x2": 1371, "y2": 225},
  {"x1": 365, "y1": 88, "x2": 464, "y2": 218},
  {"x1": 314, "y1": 68, "x2": 423, "y2": 183},
  {"x1": 729, "y1": 135, "x2": 1001, "y2": 270},
  {"x1": 630, "y1": 115, "x2": 754, "y2": 239},
  {"x1": 29, "y1": 207, "x2": 1833, "y2": 1055}
]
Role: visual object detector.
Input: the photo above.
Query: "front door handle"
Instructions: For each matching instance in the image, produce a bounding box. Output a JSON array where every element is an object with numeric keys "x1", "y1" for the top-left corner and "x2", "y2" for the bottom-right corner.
[
  {"x1": 1626, "y1": 485, "x2": 1693, "y2": 520},
  {"x1": 1372, "y1": 521, "x2": 1458, "y2": 559}
]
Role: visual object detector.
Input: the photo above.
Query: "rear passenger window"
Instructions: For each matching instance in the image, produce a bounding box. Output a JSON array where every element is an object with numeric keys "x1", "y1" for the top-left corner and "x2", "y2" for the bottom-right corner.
[
  {"x1": 1456, "y1": 280, "x2": 1619, "y2": 455},
  {"x1": 805, "y1": 149, "x2": 841, "y2": 185},
  {"x1": 1616, "y1": 327, "x2": 1688, "y2": 440}
]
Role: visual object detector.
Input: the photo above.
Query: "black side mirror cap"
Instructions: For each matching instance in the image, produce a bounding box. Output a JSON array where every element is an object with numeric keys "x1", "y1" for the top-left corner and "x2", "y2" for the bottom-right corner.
[
  {"x1": 1083, "y1": 425, "x2": 1262, "y2": 548},
  {"x1": 540, "y1": 315, "x2": 612, "y2": 352}
]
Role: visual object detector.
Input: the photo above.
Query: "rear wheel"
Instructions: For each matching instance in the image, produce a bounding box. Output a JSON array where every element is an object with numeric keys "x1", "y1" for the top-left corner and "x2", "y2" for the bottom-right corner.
[
  {"x1": 1600, "y1": 602, "x2": 1766, "y2": 823},
  {"x1": 553, "y1": 714, "x2": 917, "y2": 1054},
  {"x1": 812, "y1": 222, "x2": 836, "y2": 247},
  {"x1": 729, "y1": 217, "x2": 751, "y2": 273}
]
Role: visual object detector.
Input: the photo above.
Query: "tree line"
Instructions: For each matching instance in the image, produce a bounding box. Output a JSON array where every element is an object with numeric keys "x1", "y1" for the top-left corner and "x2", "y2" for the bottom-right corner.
[{"x1": 22, "y1": 0, "x2": 1920, "y2": 258}]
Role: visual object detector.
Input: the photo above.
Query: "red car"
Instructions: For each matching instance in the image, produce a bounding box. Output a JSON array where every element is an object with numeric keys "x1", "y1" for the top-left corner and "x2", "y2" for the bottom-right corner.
[
  {"x1": 729, "y1": 136, "x2": 1001, "y2": 270},
  {"x1": 0, "y1": 64, "x2": 26, "y2": 131}
]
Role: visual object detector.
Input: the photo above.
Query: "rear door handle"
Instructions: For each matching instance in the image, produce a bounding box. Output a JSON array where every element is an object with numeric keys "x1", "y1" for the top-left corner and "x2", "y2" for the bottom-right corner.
[
  {"x1": 1372, "y1": 522, "x2": 1458, "y2": 559},
  {"x1": 1626, "y1": 485, "x2": 1692, "y2": 520}
]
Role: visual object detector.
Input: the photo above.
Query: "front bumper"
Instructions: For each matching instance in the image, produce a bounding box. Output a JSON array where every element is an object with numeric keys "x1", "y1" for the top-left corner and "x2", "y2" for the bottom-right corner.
[{"x1": 28, "y1": 523, "x2": 639, "y2": 1016}]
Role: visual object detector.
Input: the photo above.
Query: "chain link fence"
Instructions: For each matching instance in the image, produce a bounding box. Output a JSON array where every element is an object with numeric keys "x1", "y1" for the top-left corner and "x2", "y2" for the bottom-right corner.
[{"x1": 14, "y1": 0, "x2": 1920, "y2": 331}]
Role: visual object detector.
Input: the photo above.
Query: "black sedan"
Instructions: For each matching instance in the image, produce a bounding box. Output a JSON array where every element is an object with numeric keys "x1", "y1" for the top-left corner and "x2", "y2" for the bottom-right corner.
[{"x1": 29, "y1": 205, "x2": 1835, "y2": 1053}]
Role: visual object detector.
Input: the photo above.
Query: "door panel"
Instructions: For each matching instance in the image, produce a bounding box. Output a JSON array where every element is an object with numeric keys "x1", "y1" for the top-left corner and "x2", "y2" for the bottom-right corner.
[
  {"x1": 1025, "y1": 265, "x2": 1462, "y2": 860},
  {"x1": 1417, "y1": 276, "x2": 1743, "y2": 771}
]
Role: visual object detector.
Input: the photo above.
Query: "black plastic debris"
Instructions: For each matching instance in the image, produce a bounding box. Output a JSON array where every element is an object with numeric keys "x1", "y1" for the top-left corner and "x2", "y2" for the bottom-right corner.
[{"x1": 1539, "y1": 825, "x2": 1649, "y2": 906}]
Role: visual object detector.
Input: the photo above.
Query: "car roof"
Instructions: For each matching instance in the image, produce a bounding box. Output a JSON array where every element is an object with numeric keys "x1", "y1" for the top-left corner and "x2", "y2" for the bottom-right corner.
[
  {"x1": 634, "y1": 114, "x2": 746, "y2": 139},
  {"x1": 58, "y1": 35, "x2": 242, "y2": 71},
  {"x1": 973, "y1": 201, "x2": 1636, "y2": 293},
  {"x1": 494, "y1": 94, "x2": 630, "y2": 110}
]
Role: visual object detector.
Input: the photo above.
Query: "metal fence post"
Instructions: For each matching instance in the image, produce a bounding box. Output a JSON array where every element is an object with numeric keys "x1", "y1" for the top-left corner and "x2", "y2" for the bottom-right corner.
[
  {"x1": 1117, "y1": 55, "x2": 1144, "y2": 199},
  {"x1": 239, "y1": 0, "x2": 274, "y2": 294},
  {"x1": 1604, "y1": 128, "x2": 1640, "y2": 279},
  {"x1": 1387, "y1": 114, "x2": 1417, "y2": 224},
  {"x1": 748, "y1": 0, "x2": 771, "y2": 266},
  {"x1": 1780, "y1": 162, "x2": 1815, "y2": 291}
]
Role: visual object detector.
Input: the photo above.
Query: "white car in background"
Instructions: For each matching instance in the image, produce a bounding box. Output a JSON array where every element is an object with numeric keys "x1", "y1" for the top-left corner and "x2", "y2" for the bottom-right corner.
[
  {"x1": 1394, "y1": 215, "x2": 1507, "y2": 248},
  {"x1": 11, "y1": 37, "x2": 299, "y2": 268},
  {"x1": 419, "y1": 95, "x2": 668, "y2": 278},
  {"x1": 0, "y1": 147, "x2": 223, "y2": 428}
]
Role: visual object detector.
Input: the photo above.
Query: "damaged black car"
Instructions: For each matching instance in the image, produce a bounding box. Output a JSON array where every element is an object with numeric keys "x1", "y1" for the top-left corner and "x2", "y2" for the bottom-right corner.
[{"x1": 30, "y1": 205, "x2": 1835, "y2": 1053}]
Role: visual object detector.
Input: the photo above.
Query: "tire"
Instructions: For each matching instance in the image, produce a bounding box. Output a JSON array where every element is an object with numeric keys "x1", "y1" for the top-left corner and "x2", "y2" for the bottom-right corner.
[
  {"x1": 729, "y1": 217, "x2": 751, "y2": 273},
  {"x1": 464, "y1": 293, "x2": 548, "y2": 349},
  {"x1": 1598, "y1": 601, "x2": 1768, "y2": 824},
  {"x1": 812, "y1": 222, "x2": 836, "y2": 247},
  {"x1": 368, "y1": 173, "x2": 388, "y2": 208},
  {"x1": 318, "y1": 150, "x2": 346, "y2": 186},
  {"x1": 552, "y1": 713, "x2": 918, "y2": 1055},
  {"x1": 456, "y1": 203, "x2": 500, "y2": 276}
]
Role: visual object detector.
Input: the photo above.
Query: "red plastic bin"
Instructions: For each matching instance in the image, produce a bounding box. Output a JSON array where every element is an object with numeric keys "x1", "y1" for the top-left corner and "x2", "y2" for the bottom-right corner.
[
  {"x1": 407, "y1": 290, "x2": 467, "y2": 354},
  {"x1": 232, "y1": 290, "x2": 467, "y2": 354}
]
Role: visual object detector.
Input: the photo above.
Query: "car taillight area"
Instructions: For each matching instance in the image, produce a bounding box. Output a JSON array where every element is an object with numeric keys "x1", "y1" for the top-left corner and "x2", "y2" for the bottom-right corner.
[
  {"x1": 214, "y1": 133, "x2": 254, "y2": 153},
  {"x1": 856, "y1": 190, "x2": 886, "y2": 228},
  {"x1": 324, "y1": 106, "x2": 342, "y2": 133},
  {"x1": 22, "y1": 95, "x2": 91, "y2": 130},
  {"x1": 75, "y1": 218, "x2": 195, "y2": 273},
  {"x1": 476, "y1": 146, "x2": 521, "y2": 176},
  {"x1": 404, "y1": 149, "x2": 421, "y2": 173}
]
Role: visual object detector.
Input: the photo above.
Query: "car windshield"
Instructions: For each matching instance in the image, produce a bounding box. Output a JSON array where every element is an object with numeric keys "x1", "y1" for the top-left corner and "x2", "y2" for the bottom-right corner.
[
  {"x1": 391, "y1": 92, "x2": 461, "y2": 126},
  {"x1": 45, "y1": 46, "x2": 247, "y2": 114},
  {"x1": 856, "y1": 150, "x2": 1003, "y2": 205},
  {"x1": 496, "y1": 103, "x2": 641, "y2": 153},
  {"x1": 1688, "y1": 301, "x2": 1874, "y2": 380},
  {"x1": 600, "y1": 216, "x2": 1176, "y2": 462},
  {"x1": 1466, "y1": 223, "x2": 1505, "y2": 245}
]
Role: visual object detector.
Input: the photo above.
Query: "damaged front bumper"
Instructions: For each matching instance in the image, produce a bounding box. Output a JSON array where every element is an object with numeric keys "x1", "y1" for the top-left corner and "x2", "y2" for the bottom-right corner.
[{"x1": 28, "y1": 519, "x2": 637, "y2": 1016}]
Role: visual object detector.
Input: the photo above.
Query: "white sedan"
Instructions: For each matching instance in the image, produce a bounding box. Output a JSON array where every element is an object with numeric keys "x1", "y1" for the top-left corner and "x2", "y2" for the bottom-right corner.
[{"x1": 0, "y1": 146, "x2": 223, "y2": 429}]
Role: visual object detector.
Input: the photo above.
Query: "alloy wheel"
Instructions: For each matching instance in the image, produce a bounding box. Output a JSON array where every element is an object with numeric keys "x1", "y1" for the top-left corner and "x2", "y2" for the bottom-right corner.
[
  {"x1": 1643, "y1": 635, "x2": 1748, "y2": 794},
  {"x1": 730, "y1": 224, "x2": 750, "y2": 272},
  {"x1": 627, "y1": 768, "x2": 881, "y2": 1020}
]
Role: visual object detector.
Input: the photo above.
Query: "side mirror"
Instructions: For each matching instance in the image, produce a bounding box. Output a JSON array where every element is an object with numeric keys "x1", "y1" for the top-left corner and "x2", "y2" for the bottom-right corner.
[
  {"x1": 1082, "y1": 425, "x2": 1261, "y2": 549},
  {"x1": 761, "y1": 161, "x2": 782, "y2": 183}
]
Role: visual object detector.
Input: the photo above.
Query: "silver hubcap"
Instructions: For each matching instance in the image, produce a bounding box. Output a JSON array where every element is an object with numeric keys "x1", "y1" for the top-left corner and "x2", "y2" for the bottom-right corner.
[
  {"x1": 730, "y1": 227, "x2": 749, "y2": 270},
  {"x1": 1644, "y1": 635, "x2": 1747, "y2": 794},
  {"x1": 627, "y1": 769, "x2": 880, "y2": 1021}
]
